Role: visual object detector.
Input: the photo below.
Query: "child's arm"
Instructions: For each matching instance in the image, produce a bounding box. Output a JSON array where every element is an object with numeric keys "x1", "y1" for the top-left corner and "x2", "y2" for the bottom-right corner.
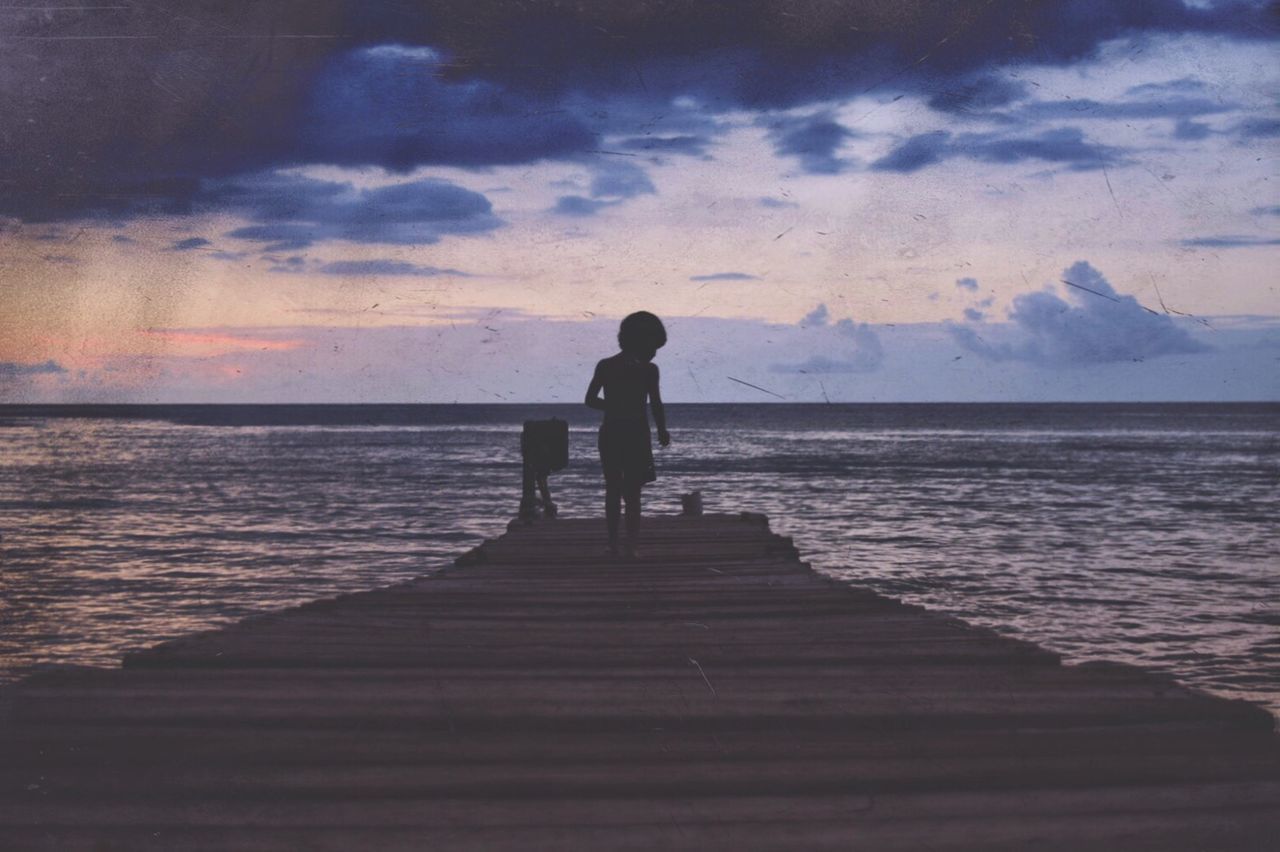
[
  {"x1": 584, "y1": 360, "x2": 607, "y2": 412},
  {"x1": 649, "y1": 363, "x2": 670, "y2": 446}
]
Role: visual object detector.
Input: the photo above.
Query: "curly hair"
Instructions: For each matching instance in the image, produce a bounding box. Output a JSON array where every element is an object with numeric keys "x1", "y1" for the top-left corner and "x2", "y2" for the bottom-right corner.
[{"x1": 617, "y1": 311, "x2": 667, "y2": 354}]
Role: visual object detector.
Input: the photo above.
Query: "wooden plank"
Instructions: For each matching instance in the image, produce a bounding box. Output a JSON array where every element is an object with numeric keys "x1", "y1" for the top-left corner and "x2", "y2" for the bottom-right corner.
[{"x1": 2, "y1": 512, "x2": 1277, "y2": 850}]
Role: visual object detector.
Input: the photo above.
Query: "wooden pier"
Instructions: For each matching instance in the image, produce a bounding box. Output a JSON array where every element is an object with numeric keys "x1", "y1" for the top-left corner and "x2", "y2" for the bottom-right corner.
[{"x1": 3, "y1": 513, "x2": 1278, "y2": 850}]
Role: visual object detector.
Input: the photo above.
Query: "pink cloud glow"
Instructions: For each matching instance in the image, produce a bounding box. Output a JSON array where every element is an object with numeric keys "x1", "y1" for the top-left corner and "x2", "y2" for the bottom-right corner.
[{"x1": 140, "y1": 330, "x2": 305, "y2": 355}]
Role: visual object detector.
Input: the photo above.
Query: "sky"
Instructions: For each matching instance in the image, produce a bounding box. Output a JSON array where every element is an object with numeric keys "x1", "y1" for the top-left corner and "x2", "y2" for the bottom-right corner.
[{"x1": 1, "y1": 0, "x2": 1277, "y2": 403}]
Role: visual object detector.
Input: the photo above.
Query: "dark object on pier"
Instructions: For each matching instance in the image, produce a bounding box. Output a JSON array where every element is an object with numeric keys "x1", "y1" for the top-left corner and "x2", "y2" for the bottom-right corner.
[{"x1": 519, "y1": 418, "x2": 569, "y2": 521}]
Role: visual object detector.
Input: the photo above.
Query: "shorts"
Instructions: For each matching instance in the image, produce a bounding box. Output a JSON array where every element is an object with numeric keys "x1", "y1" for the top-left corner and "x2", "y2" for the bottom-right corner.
[{"x1": 598, "y1": 418, "x2": 656, "y2": 486}]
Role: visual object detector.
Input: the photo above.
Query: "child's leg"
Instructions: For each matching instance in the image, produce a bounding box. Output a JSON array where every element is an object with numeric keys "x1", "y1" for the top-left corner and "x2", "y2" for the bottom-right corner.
[
  {"x1": 604, "y1": 473, "x2": 622, "y2": 549},
  {"x1": 622, "y1": 483, "x2": 642, "y2": 552}
]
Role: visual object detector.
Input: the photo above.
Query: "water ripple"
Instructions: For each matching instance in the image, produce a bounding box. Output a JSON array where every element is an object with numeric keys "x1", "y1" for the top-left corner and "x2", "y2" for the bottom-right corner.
[{"x1": 0, "y1": 404, "x2": 1276, "y2": 715}]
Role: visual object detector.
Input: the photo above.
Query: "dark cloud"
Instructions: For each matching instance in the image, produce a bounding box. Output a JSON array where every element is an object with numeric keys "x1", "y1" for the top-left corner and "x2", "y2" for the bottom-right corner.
[
  {"x1": 873, "y1": 127, "x2": 1122, "y2": 173},
  {"x1": 170, "y1": 237, "x2": 211, "y2": 251},
  {"x1": 1124, "y1": 77, "x2": 1211, "y2": 97},
  {"x1": 617, "y1": 135, "x2": 711, "y2": 156},
  {"x1": 759, "y1": 196, "x2": 799, "y2": 209},
  {"x1": 589, "y1": 161, "x2": 656, "y2": 199},
  {"x1": 927, "y1": 75, "x2": 1029, "y2": 114},
  {"x1": 551, "y1": 196, "x2": 613, "y2": 217},
  {"x1": 1252, "y1": 206, "x2": 1280, "y2": 216},
  {"x1": 0, "y1": 2, "x2": 330, "y2": 222},
  {"x1": 210, "y1": 173, "x2": 500, "y2": 249},
  {"x1": 949, "y1": 261, "x2": 1211, "y2": 367},
  {"x1": 956, "y1": 283, "x2": 995, "y2": 324},
  {"x1": 300, "y1": 46, "x2": 596, "y2": 172},
  {"x1": 871, "y1": 131, "x2": 951, "y2": 172},
  {"x1": 386, "y1": 1, "x2": 1275, "y2": 107},
  {"x1": 763, "y1": 112, "x2": 856, "y2": 174},
  {"x1": 225, "y1": 225, "x2": 316, "y2": 253},
  {"x1": 957, "y1": 127, "x2": 1122, "y2": 169},
  {"x1": 1181, "y1": 235, "x2": 1280, "y2": 248},
  {"x1": 1174, "y1": 118, "x2": 1213, "y2": 140},
  {"x1": 302, "y1": 260, "x2": 469, "y2": 277},
  {"x1": 1235, "y1": 117, "x2": 1280, "y2": 138},
  {"x1": 549, "y1": 160, "x2": 655, "y2": 216},
  {"x1": 690, "y1": 272, "x2": 759, "y2": 281},
  {"x1": 1015, "y1": 96, "x2": 1237, "y2": 122},
  {"x1": 0, "y1": 359, "x2": 67, "y2": 378},
  {"x1": 3, "y1": 0, "x2": 1272, "y2": 222}
]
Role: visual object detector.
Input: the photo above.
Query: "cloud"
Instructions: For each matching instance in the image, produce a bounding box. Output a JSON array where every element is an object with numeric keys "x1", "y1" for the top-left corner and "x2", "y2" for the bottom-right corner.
[
  {"x1": 949, "y1": 261, "x2": 1211, "y2": 367},
  {"x1": 170, "y1": 237, "x2": 211, "y2": 251},
  {"x1": 374, "y1": 1, "x2": 1275, "y2": 109},
  {"x1": 963, "y1": 307, "x2": 987, "y2": 322},
  {"x1": 928, "y1": 75, "x2": 1029, "y2": 114},
  {"x1": 958, "y1": 127, "x2": 1122, "y2": 169},
  {"x1": 589, "y1": 161, "x2": 656, "y2": 199},
  {"x1": 551, "y1": 196, "x2": 613, "y2": 217},
  {"x1": 773, "y1": 308, "x2": 884, "y2": 373},
  {"x1": 800, "y1": 304, "x2": 830, "y2": 326},
  {"x1": 1174, "y1": 118, "x2": 1213, "y2": 140},
  {"x1": 759, "y1": 196, "x2": 799, "y2": 209},
  {"x1": 301, "y1": 45, "x2": 597, "y2": 172},
  {"x1": 956, "y1": 277, "x2": 979, "y2": 291},
  {"x1": 763, "y1": 112, "x2": 856, "y2": 174},
  {"x1": 212, "y1": 172, "x2": 500, "y2": 249},
  {"x1": 0, "y1": 360, "x2": 67, "y2": 378},
  {"x1": 276, "y1": 259, "x2": 472, "y2": 277},
  {"x1": 690, "y1": 272, "x2": 759, "y2": 282},
  {"x1": 1252, "y1": 206, "x2": 1280, "y2": 217},
  {"x1": 1015, "y1": 96, "x2": 1237, "y2": 123},
  {"x1": 225, "y1": 225, "x2": 317, "y2": 253},
  {"x1": 617, "y1": 135, "x2": 711, "y2": 156},
  {"x1": 1124, "y1": 77, "x2": 1210, "y2": 97},
  {"x1": 872, "y1": 131, "x2": 951, "y2": 172},
  {"x1": 1234, "y1": 117, "x2": 1280, "y2": 138},
  {"x1": 872, "y1": 127, "x2": 1122, "y2": 173},
  {"x1": 6, "y1": 1, "x2": 1271, "y2": 222},
  {"x1": 1180, "y1": 235, "x2": 1280, "y2": 248},
  {"x1": 549, "y1": 160, "x2": 655, "y2": 216}
]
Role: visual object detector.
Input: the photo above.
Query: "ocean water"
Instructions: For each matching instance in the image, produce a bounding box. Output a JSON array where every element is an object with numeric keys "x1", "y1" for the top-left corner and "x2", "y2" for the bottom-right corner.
[{"x1": 1, "y1": 403, "x2": 1277, "y2": 716}]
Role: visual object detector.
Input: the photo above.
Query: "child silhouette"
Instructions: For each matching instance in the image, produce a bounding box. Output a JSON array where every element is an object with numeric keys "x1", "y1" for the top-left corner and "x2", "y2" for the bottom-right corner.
[{"x1": 584, "y1": 311, "x2": 670, "y2": 559}]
